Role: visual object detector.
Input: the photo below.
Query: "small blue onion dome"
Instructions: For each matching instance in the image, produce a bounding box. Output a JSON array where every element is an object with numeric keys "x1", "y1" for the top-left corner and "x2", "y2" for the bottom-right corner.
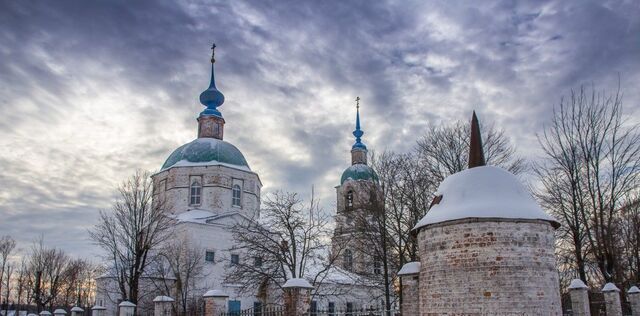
[
  {"x1": 161, "y1": 138, "x2": 249, "y2": 170},
  {"x1": 352, "y1": 97, "x2": 367, "y2": 150},
  {"x1": 199, "y1": 63, "x2": 225, "y2": 117},
  {"x1": 340, "y1": 164, "x2": 379, "y2": 184}
]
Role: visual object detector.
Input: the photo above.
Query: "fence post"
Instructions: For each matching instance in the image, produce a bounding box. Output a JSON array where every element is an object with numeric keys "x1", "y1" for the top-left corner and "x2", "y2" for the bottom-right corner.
[
  {"x1": 398, "y1": 262, "x2": 420, "y2": 316},
  {"x1": 602, "y1": 283, "x2": 622, "y2": 316},
  {"x1": 119, "y1": 301, "x2": 136, "y2": 316},
  {"x1": 91, "y1": 305, "x2": 106, "y2": 316},
  {"x1": 53, "y1": 309, "x2": 67, "y2": 316},
  {"x1": 154, "y1": 295, "x2": 175, "y2": 316},
  {"x1": 282, "y1": 278, "x2": 313, "y2": 316},
  {"x1": 629, "y1": 286, "x2": 640, "y2": 316},
  {"x1": 203, "y1": 289, "x2": 229, "y2": 316},
  {"x1": 39, "y1": 311, "x2": 52, "y2": 316},
  {"x1": 70, "y1": 306, "x2": 84, "y2": 316},
  {"x1": 568, "y1": 279, "x2": 590, "y2": 316}
]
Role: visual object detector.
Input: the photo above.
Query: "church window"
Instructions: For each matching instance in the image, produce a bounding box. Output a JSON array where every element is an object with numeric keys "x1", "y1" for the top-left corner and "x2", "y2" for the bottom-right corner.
[
  {"x1": 232, "y1": 184, "x2": 242, "y2": 207},
  {"x1": 205, "y1": 251, "x2": 215, "y2": 263},
  {"x1": 189, "y1": 177, "x2": 202, "y2": 206},
  {"x1": 231, "y1": 254, "x2": 240, "y2": 265},
  {"x1": 373, "y1": 256, "x2": 381, "y2": 275},
  {"x1": 343, "y1": 249, "x2": 353, "y2": 271},
  {"x1": 328, "y1": 302, "x2": 335, "y2": 316},
  {"x1": 346, "y1": 190, "x2": 354, "y2": 210}
]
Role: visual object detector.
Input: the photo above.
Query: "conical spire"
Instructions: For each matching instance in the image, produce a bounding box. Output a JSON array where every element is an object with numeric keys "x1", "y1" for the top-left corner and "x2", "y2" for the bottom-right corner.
[
  {"x1": 468, "y1": 111, "x2": 486, "y2": 168},
  {"x1": 352, "y1": 97, "x2": 366, "y2": 150},
  {"x1": 199, "y1": 43, "x2": 225, "y2": 117}
]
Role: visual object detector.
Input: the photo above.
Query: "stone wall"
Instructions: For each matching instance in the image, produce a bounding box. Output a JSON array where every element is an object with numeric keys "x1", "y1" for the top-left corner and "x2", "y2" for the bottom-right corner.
[
  {"x1": 152, "y1": 165, "x2": 261, "y2": 218},
  {"x1": 417, "y1": 219, "x2": 561, "y2": 315}
]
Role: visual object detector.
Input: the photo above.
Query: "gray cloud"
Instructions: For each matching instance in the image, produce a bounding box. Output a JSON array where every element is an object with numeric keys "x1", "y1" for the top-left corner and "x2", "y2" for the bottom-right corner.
[{"x1": 0, "y1": 0, "x2": 639, "y2": 258}]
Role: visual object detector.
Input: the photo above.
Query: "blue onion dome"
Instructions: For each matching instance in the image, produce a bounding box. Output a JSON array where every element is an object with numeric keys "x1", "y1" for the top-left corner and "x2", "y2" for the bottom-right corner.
[
  {"x1": 352, "y1": 97, "x2": 367, "y2": 150},
  {"x1": 161, "y1": 138, "x2": 249, "y2": 171},
  {"x1": 199, "y1": 44, "x2": 225, "y2": 117},
  {"x1": 340, "y1": 164, "x2": 379, "y2": 184}
]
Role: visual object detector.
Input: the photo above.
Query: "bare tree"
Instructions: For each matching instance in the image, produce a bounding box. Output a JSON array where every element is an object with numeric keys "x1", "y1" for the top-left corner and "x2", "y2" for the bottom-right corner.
[
  {"x1": 416, "y1": 119, "x2": 526, "y2": 184},
  {"x1": 536, "y1": 84, "x2": 640, "y2": 285},
  {"x1": 152, "y1": 235, "x2": 206, "y2": 316},
  {"x1": 0, "y1": 235, "x2": 16, "y2": 305},
  {"x1": 89, "y1": 170, "x2": 171, "y2": 305},
  {"x1": 225, "y1": 190, "x2": 340, "y2": 298},
  {"x1": 27, "y1": 238, "x2": 69, "y2": 311}
]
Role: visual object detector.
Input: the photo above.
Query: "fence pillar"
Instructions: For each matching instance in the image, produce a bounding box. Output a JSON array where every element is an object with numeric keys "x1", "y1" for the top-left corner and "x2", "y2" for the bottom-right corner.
[
  {"x1": 91, "y1": 305, "x2": 106, "y2": 316},
  {"x1": 398, "y1": 262, "x2": 421, "y2": 316},
  {"x1": 203, "y1": 289, "x2": 229, "y2": 316},
  {"x1": 70, "y1": 306, "x2": 84, "y2": 316},
  {"x1": 154, "y1": 295, "x2": 175, "y2": 316},
  {"x1": 629, "y1": 286, "x2": 640, "y2": 316},
  {"x1": 567, "y1": 279, "x2": 591, "y2": 316},
  {"x1": 602, "y1": 283, "x2": 622, "y2": 316},
  {"x1": 39, "y1": 312, "x2": 52, "y2": 316},
  {"x1": 53, "y1": 310, "x2": 67, "y2": 316},
  {"x1": 119, "y1": 301, "x2": 136, "y2": 316},
  {"x1": 282, "y1": 278, "x2": 313, "y2": 316}
]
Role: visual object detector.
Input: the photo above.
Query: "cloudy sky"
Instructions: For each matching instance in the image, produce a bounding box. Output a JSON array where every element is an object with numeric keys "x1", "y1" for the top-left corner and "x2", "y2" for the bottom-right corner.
[{"x1": 1, "y1": 0, "x2": 639, "y2": 258}]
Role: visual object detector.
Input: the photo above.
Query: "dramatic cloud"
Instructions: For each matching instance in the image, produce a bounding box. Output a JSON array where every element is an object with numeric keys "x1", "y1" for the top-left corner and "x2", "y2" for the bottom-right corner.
[{"x1": 1, "y1": 0, "x2": 639, "y2": 258}]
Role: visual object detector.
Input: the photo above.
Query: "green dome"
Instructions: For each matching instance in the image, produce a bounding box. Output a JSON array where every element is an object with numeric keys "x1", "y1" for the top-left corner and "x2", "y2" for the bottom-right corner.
[
  {"x1": 162, "y1": 138, "x2": 250, "y2": 170},
  {"x1": 340, "y1": 164, "x2": 379, "y2": 184}
]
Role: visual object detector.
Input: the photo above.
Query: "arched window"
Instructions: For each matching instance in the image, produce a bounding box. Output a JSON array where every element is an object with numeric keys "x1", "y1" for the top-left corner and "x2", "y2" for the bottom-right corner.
[
  {"x1": 346, "y1": 190, "x2": 354, "y2": 211},
  {"x1": 232, "y1": 184, "x2": 242, "y2": 207},
  {"x1": 343, "y1": 249, "x2": 353, "y2": 271},
  {"x1": 190, "y1": 178, "x2": 202, "y2": 206}
]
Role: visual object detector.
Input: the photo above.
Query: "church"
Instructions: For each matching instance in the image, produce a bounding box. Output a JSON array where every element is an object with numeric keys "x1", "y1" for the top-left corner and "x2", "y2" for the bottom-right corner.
[{"x1": 95, "y1": 45, "x2": 387, "y2": 314}]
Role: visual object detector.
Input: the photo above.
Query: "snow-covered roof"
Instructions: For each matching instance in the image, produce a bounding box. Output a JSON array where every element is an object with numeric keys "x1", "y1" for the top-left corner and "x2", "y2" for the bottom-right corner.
[
  {"x1": 283, "y1": 278, "x2": 313, "y2": 289},
  {"x1": 397, "y1": 262, "x2": 421, "y2": 276},
  {"x1": 174, "y1": 209, "x2": 218, "y2": 223},
  {"x1": 70, "y1": 307, "x2": 84, "y2": 312},
  {"x1": 568, "y1": 279, "x2": 588, "y2": 289},
  {"x1": 91, "y1": 306, "x2": 106, "y2": 311},
  {"x1": 153, "y1": 295, "x2": 175, "y2": 302},
  {"x1": 39, "y1": 312, "x2": 52, "y2": 316},
  {"x1": 414, "y1": 166, "x2": 559, "y2": 230},
  {"x1": 203, "y1": 289, "x2": 228, "y2": 297},
  {"x1": 53, "y1": 309, "x2": 66, "y2": 315},
  {"x1": 629, "y1": 286, "x2": 640, "y2": 294},
  {"x1": 119, "y1": 301, "x2": 136, "y2": 307},
  {"x1": 602, "y1": 282, "x2": 620, "y2": 292}
]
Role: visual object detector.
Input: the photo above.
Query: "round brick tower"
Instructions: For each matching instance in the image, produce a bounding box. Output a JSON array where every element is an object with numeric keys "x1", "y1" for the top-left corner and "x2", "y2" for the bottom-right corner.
[{"x1": 413, "y1": 112, "x2": 561, "y2": 315}]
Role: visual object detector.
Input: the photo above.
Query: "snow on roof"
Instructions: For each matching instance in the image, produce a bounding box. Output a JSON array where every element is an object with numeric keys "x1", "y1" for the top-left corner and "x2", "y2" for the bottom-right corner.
[
  {"x1": 568, "y1": 279, "x2": 588, "y2": 289},
  {"x1": 203, "y1": 289, "x2": 228, "y2": 297},
  {"x1": 169, "y1": 159, "x2": 251, "y2": 172},
  {"x1": 397, "y1": 262, "x2": 421, "y2": 276},
  {"x1": 414, "y1": 166, "x2": 559, "y2": 230},
  {"x1": 39, "y1": 312, "x2": 52, "y2": 316},
  {"x1": 70, "y1": 307, "x2": 84, "y2": 312},
  {"x1": 602, "y1": 282, "x2": 620, "y2": 292},
  {"x1": 119, "y1": 301, "x2": 136, "y2": 307},
  {"x1": 283, "y1": 278, "x2": 314, "y2": 289},
  {"x1": 53, "y1": 309, "x2": 66, "y2": 315},
  {"x1": 153, "y1": 296, "x2": 175, "y2": 302},
  {"x1": 629, "y1": 286, "x2": 640, "y2": 294},
  {"x1": 173, "y1": 209, "x2": 218, "y2": 223},
  {"x1": 91, "y1": 306, "x2": 106, "y2": 311}
]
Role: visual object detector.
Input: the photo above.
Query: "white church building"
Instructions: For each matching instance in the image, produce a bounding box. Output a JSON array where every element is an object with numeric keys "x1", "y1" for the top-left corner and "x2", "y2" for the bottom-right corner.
[{"x1": 95, "y1": 46, "x2": 386, "y2": 314}]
